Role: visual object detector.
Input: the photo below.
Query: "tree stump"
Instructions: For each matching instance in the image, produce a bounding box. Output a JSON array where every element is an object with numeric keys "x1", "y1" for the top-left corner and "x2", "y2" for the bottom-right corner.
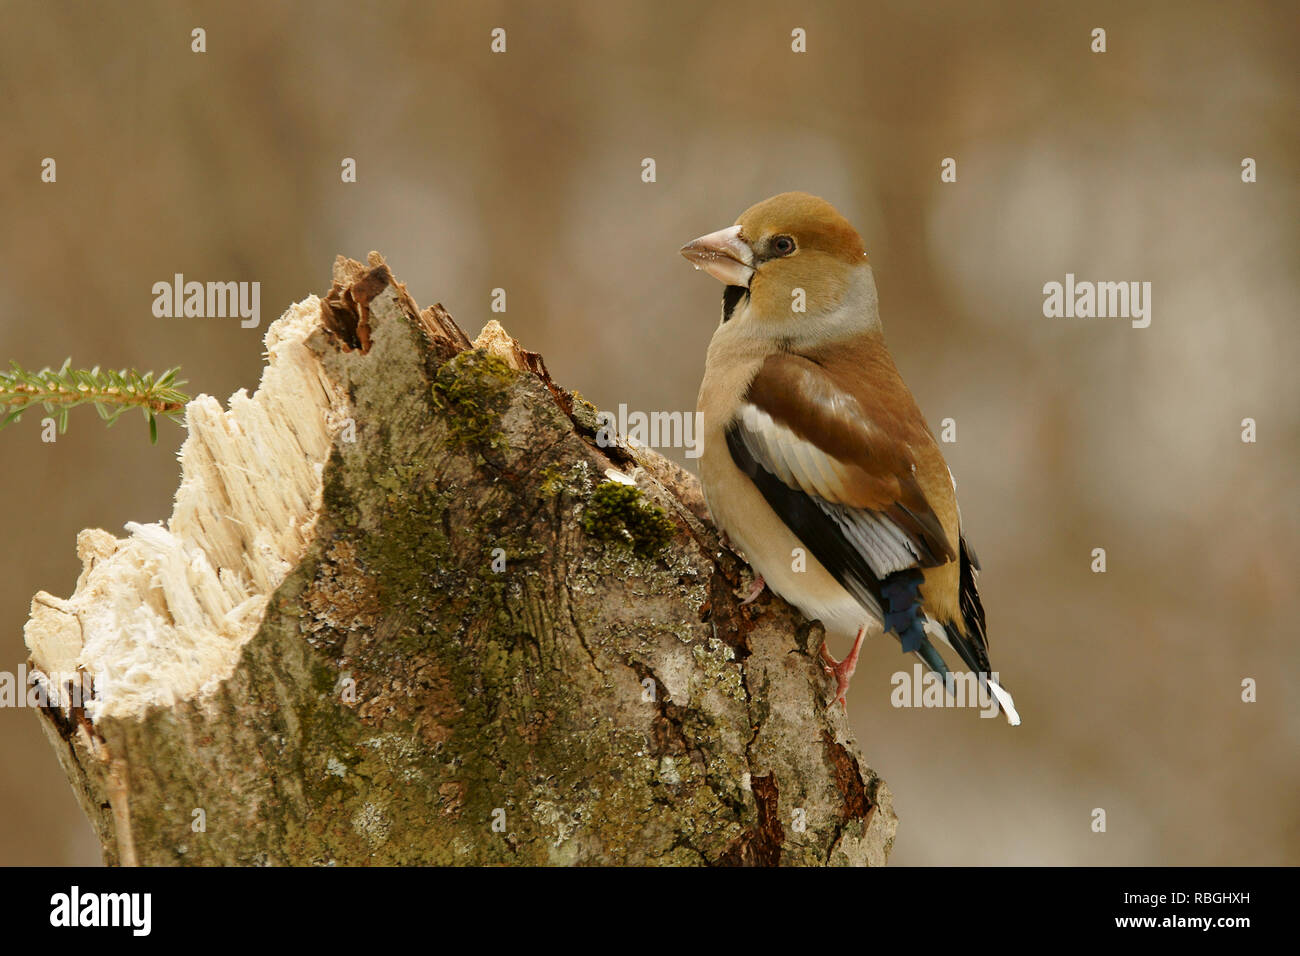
[{"x1": 22, "y1": 253, "x2": 896, "y2": 865}]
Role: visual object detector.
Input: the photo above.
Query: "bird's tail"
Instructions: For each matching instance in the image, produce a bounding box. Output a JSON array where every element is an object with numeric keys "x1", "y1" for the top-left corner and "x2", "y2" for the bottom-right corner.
[
  {"x1": 925, "y1": 619, "x2": 1020, "y2": 726},
  {"x1": 879, "y1": 568, "x2": 1020, "y2": 725}
]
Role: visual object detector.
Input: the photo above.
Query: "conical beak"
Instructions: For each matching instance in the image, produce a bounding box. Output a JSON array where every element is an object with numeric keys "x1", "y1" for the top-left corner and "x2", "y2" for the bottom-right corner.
[{"x1": 679, "y1": 225, "x2": 754, "y2": 287}]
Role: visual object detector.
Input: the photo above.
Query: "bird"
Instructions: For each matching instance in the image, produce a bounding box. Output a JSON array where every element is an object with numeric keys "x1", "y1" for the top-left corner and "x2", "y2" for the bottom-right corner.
[{"x1": 681, "y1": 191, "x2": 1019, "y2": 724}]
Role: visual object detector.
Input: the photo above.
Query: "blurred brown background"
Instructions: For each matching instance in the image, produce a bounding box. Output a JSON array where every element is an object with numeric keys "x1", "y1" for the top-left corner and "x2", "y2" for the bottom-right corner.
[{"x1": 1, "y1": 0, "x2": 1296, "y2": 865}]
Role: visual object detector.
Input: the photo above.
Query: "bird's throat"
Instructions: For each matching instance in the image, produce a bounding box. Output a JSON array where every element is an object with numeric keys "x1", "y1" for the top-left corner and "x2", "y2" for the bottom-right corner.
[{"x1": 721, "y1": 284, "x2": 749, "y2": 324}]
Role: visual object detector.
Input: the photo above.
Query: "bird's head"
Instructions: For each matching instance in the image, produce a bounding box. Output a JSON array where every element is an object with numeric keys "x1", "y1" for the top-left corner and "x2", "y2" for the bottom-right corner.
[{"x1": 680, "y1": 192, "x2": 872, "y2": 332}]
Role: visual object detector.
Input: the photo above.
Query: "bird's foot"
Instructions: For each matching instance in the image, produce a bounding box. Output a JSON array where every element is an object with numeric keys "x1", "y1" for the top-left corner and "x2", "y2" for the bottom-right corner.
[
  {"x1": 735, "y1": 574, "x2": 766, "y2": 605},
  {"x1": 820, "y1": 628, "x2": 866, "y2": 712}
]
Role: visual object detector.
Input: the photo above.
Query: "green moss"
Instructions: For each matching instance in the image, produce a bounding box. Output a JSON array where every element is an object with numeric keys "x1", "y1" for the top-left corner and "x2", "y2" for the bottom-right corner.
[
  {"x1": 581, "y1": 482, "x2": 675, "y2": 559},
  {"x1": 352, "y1": 478, "x2": 453, "y2": 620},
  {"x1": 537, "y1": 465, "x2": 565, "y2": 498},
  {"x1": 431, "y1": 350, "x2": 517, "y2": 449}
]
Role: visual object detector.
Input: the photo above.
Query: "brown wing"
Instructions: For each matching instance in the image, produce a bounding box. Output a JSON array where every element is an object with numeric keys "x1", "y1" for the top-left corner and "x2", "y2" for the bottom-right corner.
[{"x1": 740, "y1": 343, "x2": 956, "y2": 570}]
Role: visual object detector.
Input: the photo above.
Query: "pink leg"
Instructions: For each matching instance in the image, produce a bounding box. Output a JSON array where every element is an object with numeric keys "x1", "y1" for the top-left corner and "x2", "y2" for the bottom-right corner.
[
  {"x1": 820, "y1": 627, "x2": 866, "y2": 712},
  {"x1": 736, "y1": 574, "x2": 766, "y2": 605}
]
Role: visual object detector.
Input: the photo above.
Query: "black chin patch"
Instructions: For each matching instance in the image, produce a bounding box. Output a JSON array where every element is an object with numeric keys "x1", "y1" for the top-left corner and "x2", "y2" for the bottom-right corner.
[{"x1": 721, "y1": 284, "x2": 748, "y2": 323}]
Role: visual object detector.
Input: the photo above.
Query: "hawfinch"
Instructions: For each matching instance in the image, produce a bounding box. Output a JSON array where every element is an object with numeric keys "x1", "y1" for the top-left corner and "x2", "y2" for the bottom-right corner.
[{"x1": 682, "y1": 192, "x2": 1019, "y2": 724}]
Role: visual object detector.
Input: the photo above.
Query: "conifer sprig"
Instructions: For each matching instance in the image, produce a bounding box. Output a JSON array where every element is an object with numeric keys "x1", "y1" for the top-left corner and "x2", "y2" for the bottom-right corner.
[{"x1": 0, "y1": 360, "x2": 188, "y2": 444}]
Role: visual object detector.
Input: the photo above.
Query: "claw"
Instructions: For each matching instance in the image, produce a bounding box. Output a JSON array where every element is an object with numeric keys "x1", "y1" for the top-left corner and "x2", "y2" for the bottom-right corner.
[
  {"x1": 820, "y1": 627, "x2": 866, "y2": 711},
  {"x1": 735, "y1": 574, "x2": 766, "y2": 605}
]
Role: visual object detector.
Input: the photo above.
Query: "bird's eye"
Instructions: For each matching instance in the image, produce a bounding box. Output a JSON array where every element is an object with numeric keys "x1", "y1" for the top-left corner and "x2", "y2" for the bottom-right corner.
[{"x1": 771, "y1": 235, "x2": 796, "y2": 256}]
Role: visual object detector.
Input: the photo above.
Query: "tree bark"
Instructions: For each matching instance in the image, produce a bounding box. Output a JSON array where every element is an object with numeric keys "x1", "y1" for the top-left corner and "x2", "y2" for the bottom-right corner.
[{"x1": 22, "y1": 253, "x2": 896, "y2": 866}]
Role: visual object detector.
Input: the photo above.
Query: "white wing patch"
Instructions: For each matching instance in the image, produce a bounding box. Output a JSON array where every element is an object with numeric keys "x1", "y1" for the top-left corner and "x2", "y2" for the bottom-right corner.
[{"x1": 736, "y1": 402, "x2": 921, "y2": 578}]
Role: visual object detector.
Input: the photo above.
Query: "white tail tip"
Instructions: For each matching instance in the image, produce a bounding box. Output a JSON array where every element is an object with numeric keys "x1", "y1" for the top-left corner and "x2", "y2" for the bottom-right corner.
[{"x1": 988, "y1": 679, "x2": 1021, "y2": 726}]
